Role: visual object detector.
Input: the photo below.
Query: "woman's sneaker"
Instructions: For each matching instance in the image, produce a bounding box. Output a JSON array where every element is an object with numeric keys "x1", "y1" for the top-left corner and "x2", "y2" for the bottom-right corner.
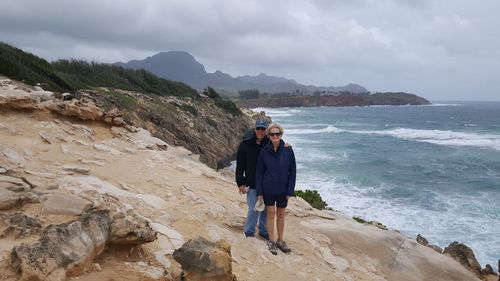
[
  {"x1": 268, "y1": 241, "x2": 278, "y2": 255},
  {"x1": 276, "y1": 240, "x2": 291, "y2": 253}
]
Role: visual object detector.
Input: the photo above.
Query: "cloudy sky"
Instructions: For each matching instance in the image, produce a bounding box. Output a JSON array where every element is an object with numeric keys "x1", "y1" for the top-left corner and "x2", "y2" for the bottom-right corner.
[{"x1": 1, "y1": 0, "x2": 499, "y2": 101}]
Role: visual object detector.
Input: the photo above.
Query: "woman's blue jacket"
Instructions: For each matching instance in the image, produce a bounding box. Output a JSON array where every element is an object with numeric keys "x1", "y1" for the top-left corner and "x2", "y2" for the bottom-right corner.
[{"x1": 255, "y1": 140, "x2": 296, "y2": 196}]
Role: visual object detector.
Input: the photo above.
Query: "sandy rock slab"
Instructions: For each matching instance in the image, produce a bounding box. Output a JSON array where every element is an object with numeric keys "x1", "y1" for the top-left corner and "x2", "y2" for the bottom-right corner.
[
  {"x1": 41, "y1": 193, "x2": 93, "y2": 216},
  {"x1": 0, "y1": 188, "x2": 38, "y2": 211}
]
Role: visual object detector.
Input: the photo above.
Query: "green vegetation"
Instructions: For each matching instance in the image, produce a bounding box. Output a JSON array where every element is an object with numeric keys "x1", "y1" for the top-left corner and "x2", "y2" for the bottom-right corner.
[
  {"x1": 0, "y1": 42, "x2": 199, "y2": 99},
  {"x1": 353, "y1": 216, "x2": 368, "y2": 224},
  {"x1": 97, "y1": 89, "x2": 138, "y2": 110},
  {"x1": 295, "y1": 189, "x2": 328, "y2": 210},
  {"x1": 180, "y1": 104, "x2": 198, "y2": 116},
  {"x1": 238, "y1": 89, "x2": 260, "y2": 99},
  {"x1": 0, "y1": 42, "x2": 73, "y2": 92},
  {"x1": 203, "y1": 87, "x2": 242, "y2": 116},
  {"x1": 53, "y1": 60, "x2": 198, "y2": 98}
]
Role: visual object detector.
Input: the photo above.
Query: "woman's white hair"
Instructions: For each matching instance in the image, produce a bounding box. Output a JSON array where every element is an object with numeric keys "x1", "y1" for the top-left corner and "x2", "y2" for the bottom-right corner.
[{"x1": 267, "y1": 122, "x2": 284, "y2": 136}]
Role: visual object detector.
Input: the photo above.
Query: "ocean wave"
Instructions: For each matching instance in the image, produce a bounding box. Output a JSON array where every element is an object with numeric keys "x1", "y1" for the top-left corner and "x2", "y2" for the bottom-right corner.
[
  {"x1": 287, "y1": 125, "x2": 344, "y2": 135},
  {"x1": 422, "y1": 103, "x2": 464, "y2": 107},
  {"x1": 251, "y1": 107, "x2": 302, "y2": 117},
  {"x1": 297, "y1": 176, "x2": 499, "y2": 268},
  {"x1": 351, "y1": 128, "x2": 500, "y2": 151}
]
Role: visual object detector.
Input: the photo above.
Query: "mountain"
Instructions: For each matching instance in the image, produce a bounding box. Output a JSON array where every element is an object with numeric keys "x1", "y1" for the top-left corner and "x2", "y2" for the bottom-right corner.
[
  {"x1": 115, "y1": 51, "x2": 208, "y2": 89},
  {"x1": 115, "y1": 51, "x2": 368, "y2": 95}
]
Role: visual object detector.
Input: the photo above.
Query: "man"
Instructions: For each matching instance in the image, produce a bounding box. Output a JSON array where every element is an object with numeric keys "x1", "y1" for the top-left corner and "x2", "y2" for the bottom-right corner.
[{"x1": 235, "y1": 119, "x2": 270, "y2": 240}]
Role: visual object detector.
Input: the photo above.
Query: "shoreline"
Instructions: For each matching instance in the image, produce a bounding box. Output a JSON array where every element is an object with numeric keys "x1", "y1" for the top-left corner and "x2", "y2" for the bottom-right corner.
[{"x1": 251, "y1": 105, "x2": 499, "y2": 272}]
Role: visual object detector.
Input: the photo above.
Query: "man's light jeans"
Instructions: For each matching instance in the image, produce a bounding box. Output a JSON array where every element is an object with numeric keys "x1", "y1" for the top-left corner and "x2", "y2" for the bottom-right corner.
[{"x1": 245, "y1": 188, "x2": 268, "y2": 236}]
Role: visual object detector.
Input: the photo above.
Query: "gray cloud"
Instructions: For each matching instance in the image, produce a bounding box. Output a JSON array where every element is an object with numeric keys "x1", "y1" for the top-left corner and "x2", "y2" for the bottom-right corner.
[{"x1": 1, "y1": 0, "x2": 499, "y2": 100}]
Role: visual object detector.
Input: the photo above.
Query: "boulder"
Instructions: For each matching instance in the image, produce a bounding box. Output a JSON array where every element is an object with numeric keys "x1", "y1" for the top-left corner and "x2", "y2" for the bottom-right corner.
[
  {"x1": 173, "y1": 236, "x2": 235, "y2": 281},
  {"x1": 443, "y1": 241, "x2": 482, "y2": 277},
  {"x1": 109, "y1": 211, "x2": 157, "y2": 245},
  {"x1": 416, "y1": 234, "x2": 429, "y2": 246},
  {"x1": 11, "y1": 210, "x2": 112, "y2": 281},
  {"x1": 481, "y1": 264, "x2": 497, "y2": 276},
  {"x1": 112, "y1": 117, "x2": 124, "y2": 125},
  {"x1": 416, "y1": 234, "x2": 442, "y2": 253}
]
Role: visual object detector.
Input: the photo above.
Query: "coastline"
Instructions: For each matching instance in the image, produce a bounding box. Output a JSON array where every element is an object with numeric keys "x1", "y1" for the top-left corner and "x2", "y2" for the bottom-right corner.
[{"x1": 0, "y1": 79, "x2": 497, "y2": 280}]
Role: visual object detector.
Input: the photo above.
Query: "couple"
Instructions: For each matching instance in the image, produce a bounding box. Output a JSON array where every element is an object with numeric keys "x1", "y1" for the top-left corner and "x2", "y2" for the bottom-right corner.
[{"x1": 235, "y1": 120, "x2": 296, "y2": 255}]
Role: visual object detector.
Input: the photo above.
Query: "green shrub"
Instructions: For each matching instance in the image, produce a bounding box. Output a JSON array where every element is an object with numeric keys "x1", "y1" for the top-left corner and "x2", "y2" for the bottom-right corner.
[
  {"x1": 214, "y1": 98, "x2": 241, "y2": 116},
  {"x1": 203, "y1": 87, "x2": 220, "y2": 99},
  {"x1": 97, "y1": 90, "x2": 138, "y2": 110},
  {"x1": 353, "y1": 216, "x2": 368, "y2": 224},
  {"x1": 203, "y1": 87, "x2": 242, "y2": 116},
  {"x1": 295, "y1": 189, "x2": 328, "y2": 210},
  {"x1": 180, "y1": 104, "x2": 198, "y2": 116}
]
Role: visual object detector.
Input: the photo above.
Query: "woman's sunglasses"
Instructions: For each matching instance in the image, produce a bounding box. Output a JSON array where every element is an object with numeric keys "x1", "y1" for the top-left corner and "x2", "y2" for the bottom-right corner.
[{"x1": 269, "y1": 132, "x2": 282, "y2": 137}]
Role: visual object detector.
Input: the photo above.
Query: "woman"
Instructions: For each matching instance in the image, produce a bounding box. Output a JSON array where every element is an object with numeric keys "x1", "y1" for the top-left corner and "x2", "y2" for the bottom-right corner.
[{"x1": 256, "y1": 122, "x2": 296, "y2": 255}]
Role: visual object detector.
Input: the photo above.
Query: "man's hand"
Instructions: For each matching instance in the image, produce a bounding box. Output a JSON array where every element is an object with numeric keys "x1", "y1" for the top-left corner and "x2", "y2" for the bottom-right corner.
[
  {"x1": 284, "y1": 143, "x2": 292, "y2": 148},
  {"x1": 239, "y1": 185, "x2": 247, "y2": 194}
]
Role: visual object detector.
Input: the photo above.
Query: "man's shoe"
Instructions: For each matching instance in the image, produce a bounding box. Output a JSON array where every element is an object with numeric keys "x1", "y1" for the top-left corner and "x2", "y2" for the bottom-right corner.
[
  {"x1": 244, "y1": 232, "x2": 254, "y2": 238},
  {"x1": 258, "y1": 232, "x2": 269, "y2": 240},
  {"x1": 268, "y1": 241, "x2": 278, "y2": 255},
  {"x1": 276, "y1": 240, "x2": 291, "y2": 253}
]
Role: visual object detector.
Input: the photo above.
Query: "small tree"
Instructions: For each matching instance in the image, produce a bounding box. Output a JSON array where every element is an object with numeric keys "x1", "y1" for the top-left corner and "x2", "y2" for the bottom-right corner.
[{"x1": 203, "y1": 87, "x2": 219, "y2": 99}]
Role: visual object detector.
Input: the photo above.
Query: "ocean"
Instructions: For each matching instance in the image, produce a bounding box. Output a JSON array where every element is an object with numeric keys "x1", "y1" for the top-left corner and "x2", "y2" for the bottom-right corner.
[{"x1": 254, "y1": 101, "x2": 500, "y2": 269}]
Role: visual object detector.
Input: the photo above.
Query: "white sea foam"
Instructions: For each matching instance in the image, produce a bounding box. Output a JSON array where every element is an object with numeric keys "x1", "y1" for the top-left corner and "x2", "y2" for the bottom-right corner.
[
  {"x1": 297, "y1": 175, "x2": 500, "y2": 268},
  {"x1": 348, "y1": 128, "x2": 500, "y2": 151},
  {"x1": 252, "y1": 107, "x2": 302, "y2": 117},
  {"x1": 286, "y1": 125, "x2": 344, "y2": 135},
  {"x1": 424, "y1": 103, "x2": 464, "y2": 107}
]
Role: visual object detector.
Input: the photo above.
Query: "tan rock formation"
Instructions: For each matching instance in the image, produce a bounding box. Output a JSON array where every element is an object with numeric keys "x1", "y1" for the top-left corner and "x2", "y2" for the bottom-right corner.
[
  {"x1": 444, "y1": 241, "x2": 483, "y2": 278},
  {"x1": 173, "y1": 237, "x2": 235, "y2": 281}
]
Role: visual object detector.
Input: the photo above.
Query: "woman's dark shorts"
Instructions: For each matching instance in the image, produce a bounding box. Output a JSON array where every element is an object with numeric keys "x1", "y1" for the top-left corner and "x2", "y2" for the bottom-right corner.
[{"x1": 263, "y1": 194, "x2": 288, "y2": 208}]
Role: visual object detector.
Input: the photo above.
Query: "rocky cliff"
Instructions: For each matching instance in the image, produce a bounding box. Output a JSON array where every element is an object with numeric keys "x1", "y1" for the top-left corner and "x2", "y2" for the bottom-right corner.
[
  {"x1": 1, "y1": 77, "x2": 498, "y2": 281},
  {"x1": 237, "y1": 92, "x2": 431, "y2": 108}
]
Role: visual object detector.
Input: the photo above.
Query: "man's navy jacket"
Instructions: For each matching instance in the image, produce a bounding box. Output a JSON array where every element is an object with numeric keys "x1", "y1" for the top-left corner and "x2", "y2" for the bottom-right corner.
[{"x1": 235, "y1": 131, "x2": 269, "y2": 189}]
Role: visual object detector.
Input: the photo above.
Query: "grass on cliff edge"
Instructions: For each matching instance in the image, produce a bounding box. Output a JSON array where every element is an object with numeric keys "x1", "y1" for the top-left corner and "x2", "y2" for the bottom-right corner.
[
  {"x1": 0, "y1": 42, "x2": 199, "y2": 98},
  {"x1": 295, "y1": 189, "x2": 328, "y2": 210}
]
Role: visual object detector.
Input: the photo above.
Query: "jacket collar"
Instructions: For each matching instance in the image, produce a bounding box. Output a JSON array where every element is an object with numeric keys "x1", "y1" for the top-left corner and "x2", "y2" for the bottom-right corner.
[{"x1": 264, "y1": 139, "x2": 284, "y2": 152}]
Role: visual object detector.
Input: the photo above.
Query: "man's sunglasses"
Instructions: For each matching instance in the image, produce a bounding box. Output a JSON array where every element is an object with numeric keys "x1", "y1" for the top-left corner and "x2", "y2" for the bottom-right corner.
[
  {"x1": 255, "y1": 127, "x2": 266, "y2": 131},
  {"x1": 269, "y1": 132, "x2": 282, "y2": 137}
]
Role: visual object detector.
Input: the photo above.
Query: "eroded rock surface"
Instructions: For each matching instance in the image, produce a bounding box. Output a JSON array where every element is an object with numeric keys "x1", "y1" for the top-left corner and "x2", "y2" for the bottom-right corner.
[
  {"x1": 173, "y1": 237, "x2": 235, "y2": 281},
  {"x1": 444, "y1": 241, "x2": 482, "y2": 278}
]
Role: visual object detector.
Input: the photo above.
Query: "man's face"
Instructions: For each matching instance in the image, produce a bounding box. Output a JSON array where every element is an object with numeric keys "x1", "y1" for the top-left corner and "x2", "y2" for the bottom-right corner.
[{"x1": 254, "y1": 127, "x2": 267, "y2": 139}]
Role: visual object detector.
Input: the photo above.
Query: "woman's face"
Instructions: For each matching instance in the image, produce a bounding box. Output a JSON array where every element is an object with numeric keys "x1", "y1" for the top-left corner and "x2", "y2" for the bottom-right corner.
[{"x1": 269, "y1": 128, "x2": 282, "y2": 144}]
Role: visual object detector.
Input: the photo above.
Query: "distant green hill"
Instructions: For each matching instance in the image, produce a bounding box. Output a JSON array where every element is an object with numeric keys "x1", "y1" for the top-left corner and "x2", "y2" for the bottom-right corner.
[{"x1": 0, "y1": 42, "x2": 198, "y2": 98}]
